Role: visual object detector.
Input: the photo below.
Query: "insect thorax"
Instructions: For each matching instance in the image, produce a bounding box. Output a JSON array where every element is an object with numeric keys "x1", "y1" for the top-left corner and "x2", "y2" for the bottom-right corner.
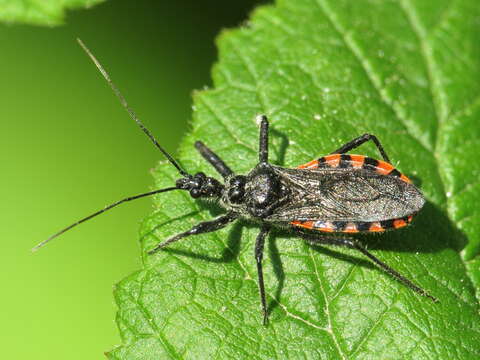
[{"x1": 222, "y1": 164, "x2": 290, "y2": 219}]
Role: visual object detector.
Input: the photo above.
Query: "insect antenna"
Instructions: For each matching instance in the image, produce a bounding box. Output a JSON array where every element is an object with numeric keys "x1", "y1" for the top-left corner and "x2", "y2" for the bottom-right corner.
[
  {"x1": 33, "y1": 40, "x2": 192, "y2": 252},
  {"x1": 77, "y1": 38, "x2": 189, "y2": 177},
  {"x1": 32, "y1": 187, "x2": 179, "y2": 252}
]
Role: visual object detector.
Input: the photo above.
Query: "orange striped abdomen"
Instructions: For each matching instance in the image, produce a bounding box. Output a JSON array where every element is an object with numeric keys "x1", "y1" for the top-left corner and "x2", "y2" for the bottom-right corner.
[
  {"x1": 291, "y1": 216, "x2": 414, "y2": 233},
  {"x1": 297, "y1": 154, "x2": 411, "y2": 184}
]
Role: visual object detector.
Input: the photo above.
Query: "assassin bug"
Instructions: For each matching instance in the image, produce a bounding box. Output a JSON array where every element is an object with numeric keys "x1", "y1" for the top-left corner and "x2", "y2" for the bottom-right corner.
[{"x1": 33, "y1": 39, "x2": 437, "y2": 325}]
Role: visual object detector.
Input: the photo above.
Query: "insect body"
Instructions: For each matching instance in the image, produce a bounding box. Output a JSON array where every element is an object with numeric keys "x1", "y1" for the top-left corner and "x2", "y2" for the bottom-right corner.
[{"x1": 34, "y1": 39, "x2": 437, "y2": 325}]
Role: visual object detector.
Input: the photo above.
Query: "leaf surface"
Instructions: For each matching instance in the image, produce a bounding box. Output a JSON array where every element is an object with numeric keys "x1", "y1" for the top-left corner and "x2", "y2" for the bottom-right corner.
[
  {"x1": 0, "y1": 0, "x2": 104, "y2": 26},
  {"x1": 108, "y1": 0, "x2": 480, "y2": 358}
]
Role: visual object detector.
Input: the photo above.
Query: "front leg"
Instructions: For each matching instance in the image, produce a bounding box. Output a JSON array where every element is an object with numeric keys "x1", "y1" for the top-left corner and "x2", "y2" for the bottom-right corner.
[
  {"x1": 255, "y1": 225, "x2": 270, "y2": 325},
  {"x1": 194, "y1": 141, "x2": 233, "y2": 179},
  {"x1": 148, "y1": 212, "x2": 238, "y2": 254}
]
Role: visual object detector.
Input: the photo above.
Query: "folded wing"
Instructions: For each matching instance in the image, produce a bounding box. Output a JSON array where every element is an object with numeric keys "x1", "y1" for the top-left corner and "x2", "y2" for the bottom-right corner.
[{"x1": 268, "y1": 165, "x2": 424, "y2": 224}]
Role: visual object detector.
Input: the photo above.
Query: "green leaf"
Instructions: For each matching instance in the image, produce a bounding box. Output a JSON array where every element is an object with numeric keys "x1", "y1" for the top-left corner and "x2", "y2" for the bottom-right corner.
[
  {"x1": 0, "y1": 0, "x2": 104, "y2": 26},
  {"x1": 108, "y1": 0, "x2": 480, "y2": 358}
]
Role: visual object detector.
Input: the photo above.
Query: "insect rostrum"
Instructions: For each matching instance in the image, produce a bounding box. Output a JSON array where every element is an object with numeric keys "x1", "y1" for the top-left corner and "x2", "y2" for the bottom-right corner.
[{"x1": 34, "y1": 40, "x2": 437, "y2": 326}]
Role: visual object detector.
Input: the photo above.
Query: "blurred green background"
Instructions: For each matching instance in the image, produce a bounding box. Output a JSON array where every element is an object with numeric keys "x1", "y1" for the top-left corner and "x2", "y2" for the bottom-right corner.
[{"x1": 0, "y1": 1, "x2": 261, "y2": 358}]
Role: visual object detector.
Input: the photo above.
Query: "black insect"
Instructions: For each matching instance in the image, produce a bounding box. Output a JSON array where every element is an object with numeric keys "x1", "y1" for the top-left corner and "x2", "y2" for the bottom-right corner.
[{"x1": 34, "y1": 39, "x2": 437, "y2": 325}]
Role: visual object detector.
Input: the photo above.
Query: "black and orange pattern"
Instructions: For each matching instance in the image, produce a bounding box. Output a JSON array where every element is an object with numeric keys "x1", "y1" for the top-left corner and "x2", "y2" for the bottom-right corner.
[
  {"x1": 291, "y1": 215, "x2": 413, "y2": 233},
  {"x1": 293, "y1": 154, "x2": 415, "y2": 233},
  {"x1": 298, "y1": 153, "x2": 412, "y2": 184}
]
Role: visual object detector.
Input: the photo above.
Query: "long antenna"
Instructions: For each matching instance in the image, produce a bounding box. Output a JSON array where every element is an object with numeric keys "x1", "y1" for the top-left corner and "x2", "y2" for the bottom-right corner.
[
  {"x1": 77, "y1": 38, "x2": 189, "y2": 177},
  {"x1": 32, "y1": 187, "x2": 179, "y2": 252}
]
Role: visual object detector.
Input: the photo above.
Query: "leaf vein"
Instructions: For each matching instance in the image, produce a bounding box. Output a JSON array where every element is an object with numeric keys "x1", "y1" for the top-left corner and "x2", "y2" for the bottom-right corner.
[{"x1": 308, "y1": 247, "x2": 347, "y2": 359}]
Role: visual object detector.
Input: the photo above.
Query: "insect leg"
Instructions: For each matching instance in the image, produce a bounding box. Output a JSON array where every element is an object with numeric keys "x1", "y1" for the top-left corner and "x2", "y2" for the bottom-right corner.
[
  {"x1": 297, "y1": 231, "x2": 438, "y2": 302},
  {"x1": 258, "y1": 115, "x2": 269, "y2": 164},
  {"x1": 255, "y1": 225, "x2": 271, "y2": 325},
  {"x1": 330, "y1": 133, "x2": 391, "y2": 163},
  {"x1": 148, "y1": 212, "x2": 238, "y2": 254},
  {"x1": 194, "y1": 141, "x2": 234, "y2": 179}
]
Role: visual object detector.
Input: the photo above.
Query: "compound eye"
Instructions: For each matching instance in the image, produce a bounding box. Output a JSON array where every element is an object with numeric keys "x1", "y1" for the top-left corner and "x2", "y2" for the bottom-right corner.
[
  {"x1": 228, "y1": 188, "x2": 244, "y2": 204},
  {"x1": 227, "y1": 175, "x2": 247, "y2": 204},
  {"x1": 190, "y1": 188, "x2": 201, "y2": 198}
]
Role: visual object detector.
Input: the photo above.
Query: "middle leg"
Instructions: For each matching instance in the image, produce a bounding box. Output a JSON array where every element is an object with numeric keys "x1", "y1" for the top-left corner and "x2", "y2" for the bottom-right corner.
[{"x1": 255, "y1": 224, "x2": 271, "y2": 325}]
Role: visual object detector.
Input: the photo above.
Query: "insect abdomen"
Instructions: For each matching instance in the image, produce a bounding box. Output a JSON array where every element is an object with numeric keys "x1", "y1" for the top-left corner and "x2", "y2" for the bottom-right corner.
[
  {"x1": 292, "y1": 154, "x2": 418, "y2": 232},
  {"x1": 291, "y1": 216, "x2": 414, "y2": 233},
  {"x1": 298, "y1": 154, "x2": 411, "y2": 184}
]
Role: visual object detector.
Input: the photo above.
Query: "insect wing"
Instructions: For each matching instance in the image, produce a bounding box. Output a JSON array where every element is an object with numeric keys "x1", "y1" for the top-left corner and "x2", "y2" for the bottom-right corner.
[{"x1": 268, "y1": 164, "x2": 424, "y2": 224}]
